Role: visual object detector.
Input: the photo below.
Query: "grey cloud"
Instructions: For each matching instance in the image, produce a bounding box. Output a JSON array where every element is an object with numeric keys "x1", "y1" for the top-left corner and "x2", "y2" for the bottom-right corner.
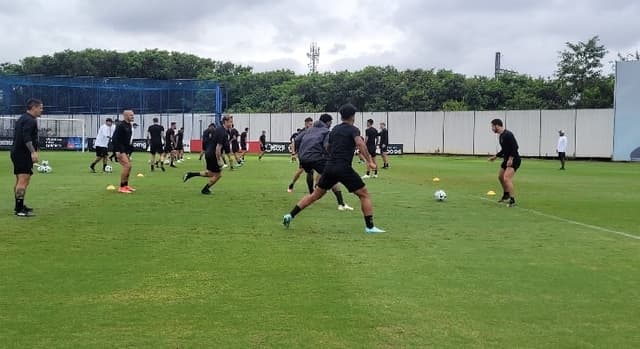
[{"x1": 328, "y1": 43, "x2": 346, "y2": 55}]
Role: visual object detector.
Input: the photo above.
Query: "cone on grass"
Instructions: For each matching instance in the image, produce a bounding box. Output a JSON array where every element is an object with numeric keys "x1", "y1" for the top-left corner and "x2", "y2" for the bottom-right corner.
[
  {"x1": 487, "y1": 190, "x2": 496, "y2": 196},
  {"x1": 106, "y1": 185, "x2": 116, "y2": 191}
]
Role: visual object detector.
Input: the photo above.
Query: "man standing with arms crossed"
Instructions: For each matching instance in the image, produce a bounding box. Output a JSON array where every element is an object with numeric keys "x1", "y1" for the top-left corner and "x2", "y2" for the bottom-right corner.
[
  {"x1": 283, "y1": 104, "x2": 385, "y2": 234},
  {"x1": 90, "y1": 118, "x2": 113, "y2": 173},
  {"x1": 11, "y1": 98, "x2": 43, "y2": 217},
  {"x1": 112, "y1": 110, "x2": 136, "y2": 194}
]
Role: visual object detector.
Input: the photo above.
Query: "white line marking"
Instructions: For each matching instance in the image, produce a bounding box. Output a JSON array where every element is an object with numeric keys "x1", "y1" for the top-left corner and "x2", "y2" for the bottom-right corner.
[{"x1": 477, "y1": 196, "x2": 640, "y2": 241}]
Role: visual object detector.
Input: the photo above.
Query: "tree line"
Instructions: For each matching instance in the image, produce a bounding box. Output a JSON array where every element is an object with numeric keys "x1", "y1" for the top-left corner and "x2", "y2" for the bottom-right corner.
[{"x1": 0, "y1": 36, "x2": 617, "y2": 113}]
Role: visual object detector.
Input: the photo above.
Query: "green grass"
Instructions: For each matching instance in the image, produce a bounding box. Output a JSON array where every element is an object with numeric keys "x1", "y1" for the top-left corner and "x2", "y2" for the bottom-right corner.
[{"x1": 1, "y1": 152, "x2": 639, "y2": 348}]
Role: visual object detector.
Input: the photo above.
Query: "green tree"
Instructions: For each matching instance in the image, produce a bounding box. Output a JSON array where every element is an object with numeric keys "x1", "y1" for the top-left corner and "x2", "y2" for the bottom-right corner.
[{"x1": 556, "y1": 36, "x2": 608, "y2": 107}]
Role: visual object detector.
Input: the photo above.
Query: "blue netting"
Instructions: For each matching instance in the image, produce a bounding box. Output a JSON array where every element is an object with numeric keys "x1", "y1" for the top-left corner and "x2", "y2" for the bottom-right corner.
[{"x1": 0, "y1": 75, "x2": 222, "y2": 116}]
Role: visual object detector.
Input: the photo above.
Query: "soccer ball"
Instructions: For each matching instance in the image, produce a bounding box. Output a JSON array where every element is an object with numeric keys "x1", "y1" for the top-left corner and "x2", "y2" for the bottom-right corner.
[
  {"x1": 41, "y1": 160, "x2": 49, "y2": 166},
  {"x1": 43, "y1": 165, "x2": 52, "y2": 173},
  {"x1": 434, "y1": 189, "x2": 447, "y2": 201},
  {"x1": 37, "y1": 165, "x2": 46, "y2": 173},
  {"x1": 104, "y1": 165, "x2": 113, "y2": 173}
]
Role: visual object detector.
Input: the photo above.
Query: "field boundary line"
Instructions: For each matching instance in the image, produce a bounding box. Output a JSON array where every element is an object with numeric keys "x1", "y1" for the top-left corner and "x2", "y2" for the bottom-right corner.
[{"x1": 476, "y1": 196, "x2": 640, "y2": 241}]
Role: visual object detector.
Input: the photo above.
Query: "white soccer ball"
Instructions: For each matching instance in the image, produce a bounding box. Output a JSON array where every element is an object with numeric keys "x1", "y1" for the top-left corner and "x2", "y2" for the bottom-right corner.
[
  {"x1": 434, "y1": 189, "x2": 447, "y2": 201},
  {"x1": 104, "y1": 165, "x2": 113, "y2": 173},
  {"x1": 41, "y1": 160, "x2": 49, "y2": 166},
  {"x1": 43, "y1": 165, "x2": 52, "y2": 173},
  {"x1": 37, "y1": 165, "x2": 46, "y2": 173}
]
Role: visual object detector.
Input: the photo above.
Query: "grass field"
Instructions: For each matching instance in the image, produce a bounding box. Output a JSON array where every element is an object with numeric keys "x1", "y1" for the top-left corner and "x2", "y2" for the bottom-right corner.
[{"x1": 1, "y1": 152, "x2": 639, "y2": 348}]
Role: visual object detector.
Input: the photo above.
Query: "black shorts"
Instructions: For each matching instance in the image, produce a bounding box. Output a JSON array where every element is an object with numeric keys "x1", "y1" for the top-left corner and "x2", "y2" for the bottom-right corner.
[
  {"x1": 176, "y1": 145, "x2": 184, "y2": 151},
  {"x1": 231, "y1": 142, "x2": 240, "y2": 153},
  {"x1": 260, "y1": 144, "x2": 266, "y2": 152},
  {"x1": 164, "y1": 144, "x2": 174, "y2": 153},
  {"x1": 222, "y1": 143, "x2": 231, "y2": 154},
  {"x1": 95, "y1": 146, "x2": 108, "y2": 157},
  {"x1": 558, "y1": 152, "x2": 566, "y2": 160},
  {"x1": 205, "y1": 153, "x2": 221, "y2": 173},
  {"x1": 501, "y1": 157, "x2": 522, "y2": 171},
  {"x1": 241, "y1": 142, "x2": 247, "y2": 151},
  {"x1": 11, "y1": 152, "x2": 33, "y2": 175},
  {"x1": 380, "y1": 144, "x2": 388, "y2": 153},
  {"x1": 150, "y1": 143, "x2": 163, "y2": 155},
  {"x1": 301, "y1": 160, "x2": 325, "y2": 174},
  {"x1": 368, "y1": 147, "x2": 377, "y2": 158},
  {"x1": 317, "y1": 164, "x2": 365, "y2": 193}
]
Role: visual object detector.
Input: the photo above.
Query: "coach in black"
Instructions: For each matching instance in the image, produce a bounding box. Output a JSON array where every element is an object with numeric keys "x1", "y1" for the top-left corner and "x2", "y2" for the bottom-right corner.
[
  {"x1": 489, "y1": 118, "x2": 521, "y2": 207},
  {"x1": 283, "y1": 104, "x2": 385, "y2": 234},
  {"x1": 11, "y1": 98, "x2": 43, "y2": 217}
]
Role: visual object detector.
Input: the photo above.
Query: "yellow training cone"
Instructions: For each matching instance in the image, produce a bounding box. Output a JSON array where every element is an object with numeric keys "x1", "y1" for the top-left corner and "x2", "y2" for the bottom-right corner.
[
  {"x1": 137, "y1": 173, "x2": 145, "y2": 177},
  {"x1": 432, "y1": 177, "x2": 440, "y2": 182},
  {"x1": 487, "y1": 190, "x2": 496, "y2": 196},
  {"x1": 106, "y1": 185, "x2": 116, "y2": 191}
]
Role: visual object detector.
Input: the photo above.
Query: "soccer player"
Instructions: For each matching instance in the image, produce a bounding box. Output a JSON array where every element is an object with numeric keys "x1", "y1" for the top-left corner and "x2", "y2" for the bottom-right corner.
[
  {"x1": 289, "y1": 128, "x2": 301, "y2": 162},
  {"x1": 297, "y1": 113, "x2": 354, "y2": 211},
  {"x1": 287, "y1": 117, "x2": 314, "y2": 192},
  {"x1": 489, "y1": 118, "x2": 521, "y2": 207},
  {"x1": 176, "y1": 127, "x2": 185, "y2": 162},
  {"x1": 379, "y1": 122, "x2": 390, "y2": 169},
  {"x1": 258, "y1": 130, "x2": 267, "y2": 160},
  {"x1": 146, "y1": 117, "x2": 165, "y2": 172},
  {"x1": 199, "y1": 123, "x2": 215, "y2": 160},
  {"x1": 112, "y1": 110, "x2": 136, "y2": 194},
  {"x1": 164, "y1": 122, "x2": 178, "y2": 168},
  {"x1": 362, "y1": 119, "x2": 379, "y2": 178},
  {"x1": 11, "y1": 98, "x2": 42, "y2": 217},
  {"x1": 229, "y1": 125, "x2": 243, "y2": 166},
  {"x1": 221, "y1": 121, "x2": 236, "y2": 169},
  {"x1": 183, "y1": 115, "x2": 234, "y2": 194},
  {"x1": 240, "y1": 127, "x2": 249, "y2": 160},
  {"x1": 557, "y1": 130, "x2": 568, "y2": 170},
  {"x1": 282, "y1": 104, "x2": 385, "y2": 234},
  {"x1": 90, "y1": 118, "x2": 113, "y2": 173}
]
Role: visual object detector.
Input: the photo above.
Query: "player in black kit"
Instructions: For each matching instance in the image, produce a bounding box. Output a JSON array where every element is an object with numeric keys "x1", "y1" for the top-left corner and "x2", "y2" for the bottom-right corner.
[
  {"x1": 489, "y1": 118, "x2": 521, "y2": 207},
  {"x1": 164, "y1": 122, "x2": 177, "y2": 168},
  {"x1": 362, "y1": 119, "x2": 379, "y2": 178},
  {"x1": 183, "y1": 115, "x2": 234, "y2": 194},
  {"x1": 112, "y1": 110, "x2": 136, "y2": 193},
  {"x1": 11, "y1": 98, "x2": 43, "y2": 217},
  {"x1": 239, "y1": 127, "x2": 249, "y2": 161},
  {"x1": 282, "y1": 104, "x2": 385, "y2": 234},
  {"x1": 146, "y1": 117, "x2": 165, "y2": 171},
  {"x1": 379, "y1": 122, "x2": 389, "y2": 169},
  {"x1": 258, "y1": 130, "x2": 267, "y2": 160}
]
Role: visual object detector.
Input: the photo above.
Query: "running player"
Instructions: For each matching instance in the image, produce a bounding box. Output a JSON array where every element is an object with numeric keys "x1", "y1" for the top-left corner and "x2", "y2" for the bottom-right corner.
[
  {"x1": 362, "y1": 119, "x2": 379, "y2": 178},
  {"x1": 146, "y1": 117, "x2": 165, "y2": 171},
  {"x1": 183, "y1": 115, "x2": 234, "y2": 194},
  {"x1": 240, "y1": 127, "x2": 249, "y2": 161},
  {"x1": 112, "y1": 110, "x2": 136, "y2": 193},
  {"x1": 282, "y1": 104, "x2": 385, "y2": 234},
  {"x1": 287, "y1": 117, "x2": 314, "y2": 193},
  {"x1": 379, "y1": 122, "x2": 390, "y2": 169},
  {"x1": 164, "y1": 122, "x2": 177, "y2": 168},
  {"x1": 290, "y1": 128, "x2": 301, "y2": 162},
  {"x1": 90, "y1": 118, "x2": 113, "y2": 173},
  {"x1": 488, "y1": 118, "x2": 521, "y2": 207},
  {"x1": 229, "y1": 125, "x2": 243, "y2": 166},
  {"x1": 11, "y1": 98, "x2": 42, "y2": 217},
  {"x1": 258, "y1": 130, "x2": 267, "y2": 160},
  {"x1": 297, "y1": 113, "x2": 354, "y2": 211}
]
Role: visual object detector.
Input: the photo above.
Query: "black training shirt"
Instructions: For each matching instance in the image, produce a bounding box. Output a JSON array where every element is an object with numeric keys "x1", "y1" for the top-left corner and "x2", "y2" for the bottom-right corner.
[
  {"x1": 112, "y1": 121, "x2": 133, "y2": 153},
  {"x1": 12, "y1": 113, "x2": 38, "y2": 155},
  {"x1": 379, "y1": 128, "x2": 389, "y2": 146},
  {"x1": 148, "y1": 124, "x2": 164, "y2": 145},
  {"x1": 240, "y1": 131, "x2": 248, "y2": 144},
  {"x1": 497, "y1": 130, "x2": 520, "y2": 159},
  {"x1": 166, "y1": 128, "x2": 175, "y2": 146},
  {"x1": 327, "y1": 122, "x2": 360, "y2": 166},
  {"x1": 365, "y1": 127, "x2": 378, "y2": 148},
  {"x1": 176, "y1": 131, "x2": 184, "y2": 146},
  {"x1": 259, "y1": 134, "x2": 266, "y2": 145},
  {"x1": 230, "y1": 128, "x2": 239, "y2": 144}
]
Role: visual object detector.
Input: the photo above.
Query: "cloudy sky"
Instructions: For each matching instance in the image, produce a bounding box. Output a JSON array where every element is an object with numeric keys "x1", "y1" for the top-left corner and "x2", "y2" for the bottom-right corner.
[{"x1": 0, "y1": 0, "x2": 638, "y2": 77}]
